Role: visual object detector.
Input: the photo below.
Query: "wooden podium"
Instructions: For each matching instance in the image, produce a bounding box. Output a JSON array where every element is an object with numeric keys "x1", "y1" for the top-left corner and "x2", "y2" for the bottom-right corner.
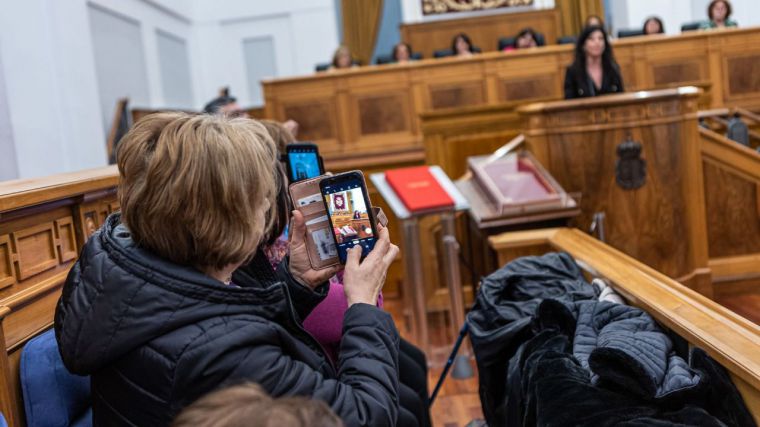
[{"x1": 518, "y1": 87, "x2": 712, "y2": 296}]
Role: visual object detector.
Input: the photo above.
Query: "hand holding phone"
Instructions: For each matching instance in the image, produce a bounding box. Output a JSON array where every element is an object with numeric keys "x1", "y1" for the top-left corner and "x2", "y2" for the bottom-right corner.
[
  {"x1": 342, "y1": 223, "x2": 399, "y2": 307},
  {"x1": 319, "y1": 171, "x2": 377, "y2": 263}
]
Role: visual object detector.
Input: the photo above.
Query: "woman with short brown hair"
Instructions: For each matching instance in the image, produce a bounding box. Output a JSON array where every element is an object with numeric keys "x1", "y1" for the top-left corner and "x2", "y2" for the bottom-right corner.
[
  {"x1": 700, "y1": 0, "x2": 738, "y2": 29},
  {"x1": 55, "y1": 112, "x2": 401, "y2": 427}
]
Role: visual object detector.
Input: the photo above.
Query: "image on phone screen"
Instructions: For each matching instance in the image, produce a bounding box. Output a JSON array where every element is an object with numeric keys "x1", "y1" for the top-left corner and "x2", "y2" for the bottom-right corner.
[
  {"x1": 322, "y1": 180, "x2": 376, "y2": 263},
  {"x1": 288, "y1": 147, "x2": 321, "y2": 182}
]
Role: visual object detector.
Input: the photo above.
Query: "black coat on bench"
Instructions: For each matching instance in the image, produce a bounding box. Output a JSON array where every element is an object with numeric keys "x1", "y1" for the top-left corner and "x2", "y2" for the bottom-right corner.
[
  {"x1": 54, "y1": 214, "x2": 400, "y2": 427},
  {"x1": 467, "y1": 252, "x2": 755, "y2": 427}
]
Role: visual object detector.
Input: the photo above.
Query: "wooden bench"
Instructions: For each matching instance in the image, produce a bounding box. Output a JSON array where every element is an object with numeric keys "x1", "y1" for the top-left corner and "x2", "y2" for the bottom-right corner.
[{"x1": 0, "y1": 167, "x2": 119, "y2": 426}]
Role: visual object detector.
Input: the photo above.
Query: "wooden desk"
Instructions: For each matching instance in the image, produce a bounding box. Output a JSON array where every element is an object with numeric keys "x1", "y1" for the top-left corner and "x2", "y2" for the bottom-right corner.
[
  {"x1": 264, "y1": 26, "x2": 760, "y2": 167},
  {"x1": 399, "y1": 8, "x2": 561, "y2": 58},
  {"x1": 0, "y1": 167, "x2": 119, "y2": 427}
]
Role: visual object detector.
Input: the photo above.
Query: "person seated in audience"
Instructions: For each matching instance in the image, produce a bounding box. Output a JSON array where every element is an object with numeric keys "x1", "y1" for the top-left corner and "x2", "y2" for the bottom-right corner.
[
  {"x1": 700, "y1": 0, "x2": 737, "y2": 29},
  {"x1": 54, "y1": 112, "x2": 402, "y2": 427},
  {"x1": 452, "y1": 33, "x2": 476, "y2": 57},
  {"x1": 585, "y1": 15, "x2": 605, "y2": 29},
  {"x1": 328, "y1": 45, "x2": 358, "y2": 71},
  {"x1": 206, "y1": 94, "x2": 299, "y2": 138},
  {"x1": 353, "y1": 209, "x2": 362, "y2": 219},
  {"x1": 203, "y1": 90, "x2": 247, "y2": 117},
  {"x1": 392, "y1": 42, "x2": 414, "y2": 63},
  {"x1": 172, "y1": 383, "x2": 343, "y2": 427},
  {"x1": 503, "y1": 28, "x2": 540, "y2": 52},
  {"x1": 564, "y1": 25, "x2": 624, "y2": 99},
  {"x1": 643, "y1": 16, "x2": 665, "y2": 35}
]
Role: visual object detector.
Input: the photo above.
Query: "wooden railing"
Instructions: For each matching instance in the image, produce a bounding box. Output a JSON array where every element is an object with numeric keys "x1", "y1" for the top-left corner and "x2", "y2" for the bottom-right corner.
[
  {"x1": 490, "y1": 228, "x2": 760, "y2": 424},
  {"x1": 0, "y1": 166, "x2": 119, "y2": 426}
]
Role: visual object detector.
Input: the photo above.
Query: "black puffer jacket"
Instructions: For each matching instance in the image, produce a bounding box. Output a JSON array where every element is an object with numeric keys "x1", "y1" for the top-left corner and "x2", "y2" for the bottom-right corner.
[
  {"x1": 468, "y1": 253, "x2": 755, "y2": 427},
  {"x1": 55, "y1": 214, "x2": 400, "y2": 426}
]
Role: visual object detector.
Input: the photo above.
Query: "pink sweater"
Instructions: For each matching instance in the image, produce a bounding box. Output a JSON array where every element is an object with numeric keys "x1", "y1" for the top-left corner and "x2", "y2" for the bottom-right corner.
[
  {"x1": 267, "y1": 233, "x2": 382, "y2": 363},
  {"x1": 303, "y1": 272, "x2": 383, "y2": 363}
]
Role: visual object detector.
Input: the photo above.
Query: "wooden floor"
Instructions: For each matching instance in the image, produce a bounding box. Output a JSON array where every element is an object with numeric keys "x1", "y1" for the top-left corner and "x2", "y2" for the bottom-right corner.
[
  {"x1": 715, "y1": 293, "x2": 760, "y2": 325},
  {"x1": 384, "y1": 298, "x2": 482, "y2": 427}
]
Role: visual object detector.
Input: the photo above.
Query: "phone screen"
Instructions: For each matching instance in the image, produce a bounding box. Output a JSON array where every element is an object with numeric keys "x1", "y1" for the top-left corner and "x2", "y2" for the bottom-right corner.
[
  {"x1": 321, "y1": 176, "x2": 377, "y2": 263},
  {"x1": 287, "y1": 146, "x2": 322, "y2": 182}
]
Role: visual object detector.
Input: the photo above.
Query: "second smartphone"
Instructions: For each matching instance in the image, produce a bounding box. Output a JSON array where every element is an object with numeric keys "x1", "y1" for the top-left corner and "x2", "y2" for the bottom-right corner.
[
  {"x1": 319, "y1": 171, "x2": 377, "y2": 263},
  {"x1": 286, "y1": 143, "x2": 325, "y2": 183}
]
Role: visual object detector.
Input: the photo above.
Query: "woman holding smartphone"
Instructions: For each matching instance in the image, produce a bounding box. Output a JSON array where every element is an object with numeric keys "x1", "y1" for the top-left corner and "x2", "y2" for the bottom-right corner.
[
  {"x1": 261, "y1": 122, "x2": 432, "y2": 427},
  {"x1": 55, "y1": 113, "x2": 401, "y2": 427}
]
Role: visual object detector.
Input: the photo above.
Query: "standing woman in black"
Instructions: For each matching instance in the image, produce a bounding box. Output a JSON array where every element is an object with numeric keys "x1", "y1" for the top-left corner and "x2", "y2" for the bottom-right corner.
[{"x1": 564, "y1": 25, "x2": 624, "y2": 99}]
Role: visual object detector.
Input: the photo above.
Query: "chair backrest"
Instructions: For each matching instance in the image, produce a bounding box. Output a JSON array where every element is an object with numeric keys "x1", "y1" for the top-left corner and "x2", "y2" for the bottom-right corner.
[
  {"x1": 498, "y1": 37, "x2": 515, "y2": 50},
  {"x1": 376, "y1": 54, "x2": 393, "y2": 65},
  {"x1": 557, "y1": 35, "x2": 577, "y2": 45},
  {"x1": 411, "y1": 52, "x2": 423, "y2": 60},
  {"x1": 315, "y1": 63, "x2": 331, "y2": 72},
  {"x1": 618, "y1": 28, "x2": 645, "y2": 38},
  {"x1": 434, "y1": 48, "x2": 454, "y2": 58},
  {"x1": 20, "y1": 329, "x2": 92, "y2": 427},
  {"x1": 681, "y1": 21, "x2": 701, "y2": 32}
]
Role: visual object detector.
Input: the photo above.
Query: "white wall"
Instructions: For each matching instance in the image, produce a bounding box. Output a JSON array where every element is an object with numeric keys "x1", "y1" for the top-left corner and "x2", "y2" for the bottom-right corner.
[
  {"x1": 0, "y1": 0, "x2": 106, "y2": 179},
  {"x1": 0, "y1": 0, "x2": 201, "y2": 179},
  {"x1": 609, "y1": 0, "x2": 760, "y2": 35},
  {"x1": 193, "y1": 0, "x2": 339, "y2": 107},
  {"x1": 0, "y1": 50, "x2": 18, "y2": 181}
]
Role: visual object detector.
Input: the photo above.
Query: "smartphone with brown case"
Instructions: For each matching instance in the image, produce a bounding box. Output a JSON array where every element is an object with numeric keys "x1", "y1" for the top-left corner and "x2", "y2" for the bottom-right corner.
[{"x1": 289, "y1": 175, "x2": 388, "y2": 269}]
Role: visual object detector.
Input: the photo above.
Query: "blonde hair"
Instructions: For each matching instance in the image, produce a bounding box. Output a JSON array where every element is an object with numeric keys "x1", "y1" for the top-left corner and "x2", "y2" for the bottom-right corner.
[
  {"x1": 116, "y1": 112, "x2": 278, "y2": 270},
  {"x1": 172, "y1": 383, "x2": 344, "y2": 427},
  {"x1": 259, "y1": 120, "x2": 295, "y2": 154}
]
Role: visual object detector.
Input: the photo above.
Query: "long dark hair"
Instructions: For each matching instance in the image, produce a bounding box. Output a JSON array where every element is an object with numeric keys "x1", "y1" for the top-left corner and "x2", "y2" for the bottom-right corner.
[
  {"x1": 642, "y1": 16, "x2": 665, "y2": 34},
  {"x1": 571, "y1": 25, "x2": 618, "y2": 77},
  {"x1": 513, "y1": 28, "x2": 539, "y2": 48},
  {"x1": 451, "y1": 33, "x2": 474, "y2": 53}
]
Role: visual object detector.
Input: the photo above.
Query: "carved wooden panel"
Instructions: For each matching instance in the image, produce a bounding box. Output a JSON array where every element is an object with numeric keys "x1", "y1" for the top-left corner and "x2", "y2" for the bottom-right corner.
[
  {"x1": 429, "y1": 82, "x2": 485, "y2": 110},
  {"x1": 358, "y1": 94, "x2": 409, "y2": 135},
  {"x1": 652, "y1": 61, "x2": 703, "y2": 86},
  {"x1": 55, "y1": 217, "x2": 77, "y2": 263},
  {"x1": 0, "y1": 235, "x2": 14, "y2": 290},
  {"x1": 501, "y1": 75, "x2": 557, "y2": 101},
  {"x1": 12, "y1": 223, "x2": 58, "y2": 281},
  {"x1": 544, "y1": 124, "x2": 691, "y2": 279},
  {"x1": 703, "y1": 161, "x2": 760, "y2": 258},
  {"x1": 726, "y1": 55, "x2": 760, "y2": 97},
  {"x1": 283, "y1": 101, "x2": 336, "y2": 140}
]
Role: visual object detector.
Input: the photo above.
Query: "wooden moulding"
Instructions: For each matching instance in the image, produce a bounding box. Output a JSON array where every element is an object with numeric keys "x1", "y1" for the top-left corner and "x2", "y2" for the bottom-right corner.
[
  {"x1": 0, "y1": 166, "x2": 118, "y2": 214},
  {"x1": 489, "y1": 228, "x2": 760, "y2": 425}
]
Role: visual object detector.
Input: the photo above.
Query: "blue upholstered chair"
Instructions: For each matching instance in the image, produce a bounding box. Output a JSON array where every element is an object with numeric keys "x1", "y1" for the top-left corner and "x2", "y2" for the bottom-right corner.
[
  {"x1": 681, "y1": 21, "x2": 701, "y2": 32},
  {"x1": 618, "y1": 28, "x2": 645, "y2": 38},
  {"x1": 0, "y1": 411, "x2": 7, "y2": 427},
  {"x1": 20, "y1": 329, "x2": 91, "y2": 427}
]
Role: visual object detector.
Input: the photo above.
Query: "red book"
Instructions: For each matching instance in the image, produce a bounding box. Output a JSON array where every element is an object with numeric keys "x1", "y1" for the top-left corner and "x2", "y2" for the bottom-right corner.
[{"x1": 385, "y1": 166, "x2": 455, "y2": 212}]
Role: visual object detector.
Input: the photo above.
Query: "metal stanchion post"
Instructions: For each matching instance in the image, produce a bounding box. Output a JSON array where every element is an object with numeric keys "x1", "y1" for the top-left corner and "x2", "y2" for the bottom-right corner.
[
  {"x1": 440, "y1": 211, "x2": 473, "y2": 379},
  {"x1": 401, "y1": 217, "x2": 430, "y2": 357}
]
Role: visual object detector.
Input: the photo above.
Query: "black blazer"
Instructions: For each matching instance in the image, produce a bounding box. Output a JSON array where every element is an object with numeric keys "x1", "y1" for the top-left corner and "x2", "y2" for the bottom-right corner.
[{"x1": 564, "y1": 63, "x2": 625, "y2": 99}]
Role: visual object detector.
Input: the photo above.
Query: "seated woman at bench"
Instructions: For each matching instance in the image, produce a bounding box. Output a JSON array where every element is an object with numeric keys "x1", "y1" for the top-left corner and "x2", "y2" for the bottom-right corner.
[{"x1": 54, "y1": 112, "x2": 401, "y2": 427}]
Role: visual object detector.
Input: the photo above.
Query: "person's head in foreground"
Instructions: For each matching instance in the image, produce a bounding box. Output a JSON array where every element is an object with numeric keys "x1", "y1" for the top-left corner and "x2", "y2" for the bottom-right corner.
[
  {"x1": 54, "y1": 111, "x2": 401, "y2": 426},
  {"x1": 172, "y1": 383, "x2": 343, "y2": 427}
]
